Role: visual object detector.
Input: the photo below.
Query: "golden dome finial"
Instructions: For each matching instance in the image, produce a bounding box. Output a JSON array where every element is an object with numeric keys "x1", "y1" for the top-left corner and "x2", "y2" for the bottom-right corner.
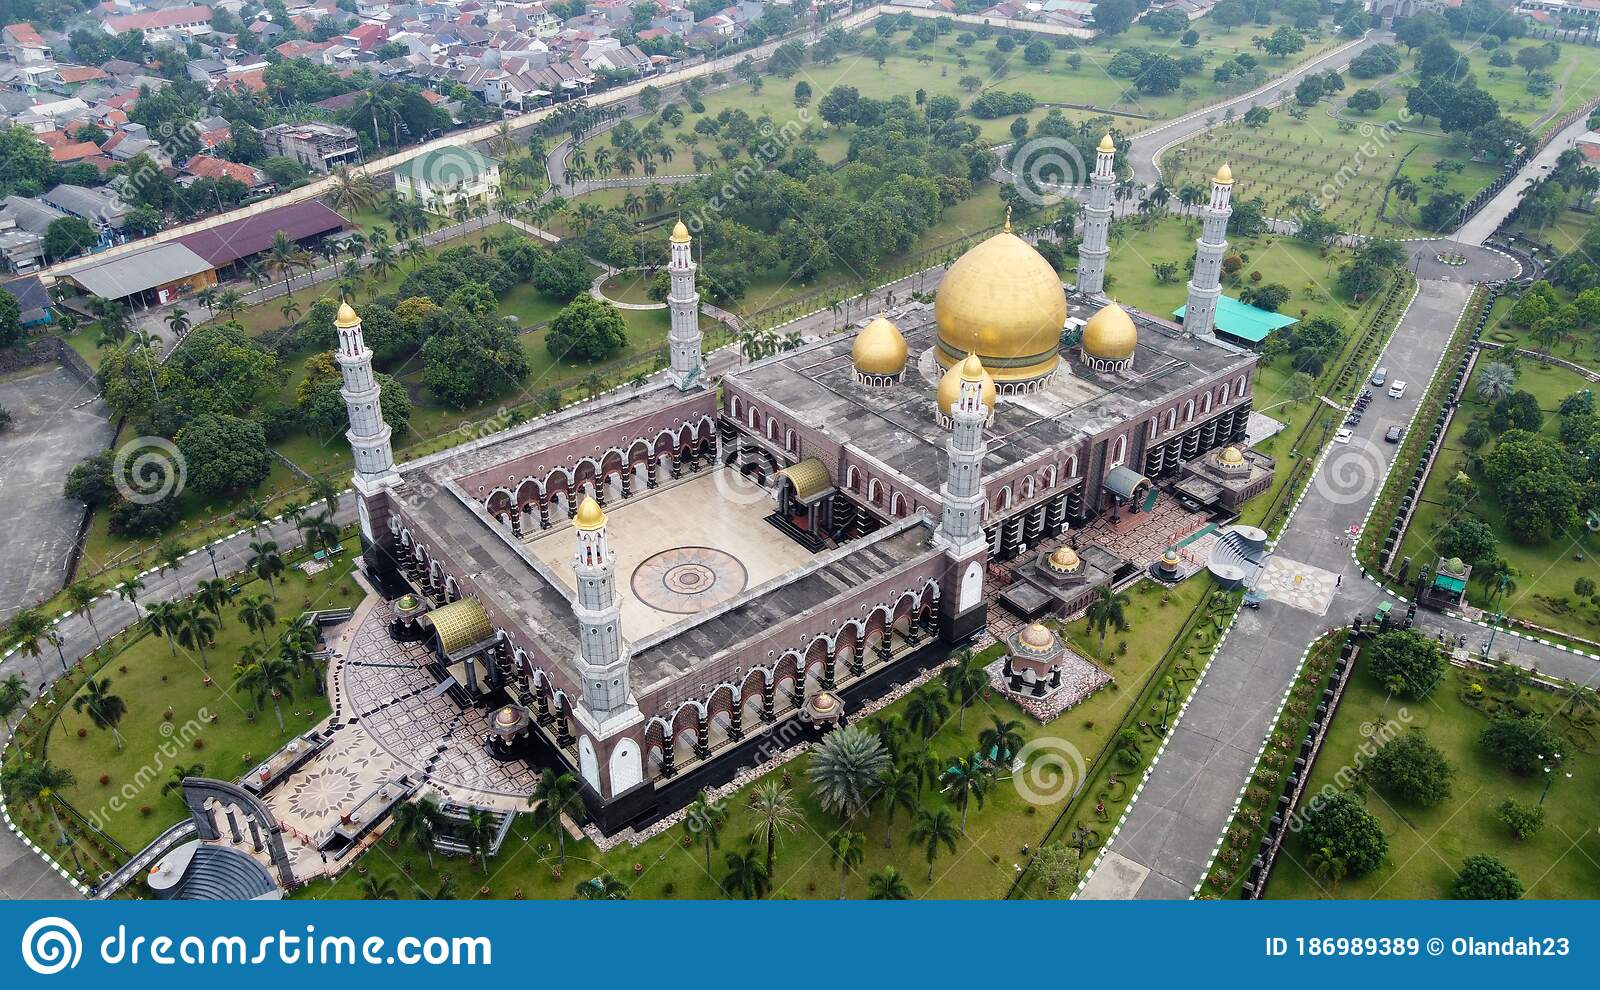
[
  {"x1": 574, "y1": 496, "x2": 606, "y2": 531},
  {"x1": 335, "y1": 302, "x2": 360, "y2": 328},
  {"x1": 1097, "y1": 132, "x2": 1115, "y2": 155},
  {"x1": 670, "y1": 219, "x2": 691, "y2": 243},
  {"x1": 1003, "y1": 205, "x2": 1012, "y2": 234},
  {"x1": 960, "y1": 352, "x2": 985, "y2": 381},
  {"x1": 1214, "y1": 162, "x2": 1234, "y2": 186},
  {"x1": 1081, "y1": 301, "x2": 1137, "y2": 362},
  {"x1": 852, "y1": 316, "x2": 907, "y2": 376}
]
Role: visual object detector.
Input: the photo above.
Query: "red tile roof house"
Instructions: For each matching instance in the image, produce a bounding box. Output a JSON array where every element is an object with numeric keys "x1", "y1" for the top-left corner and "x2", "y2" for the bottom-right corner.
[
  {"x1": 182, "y1": 153, "x2": 273, "y2": 194},
  {"x1": 343, "y1": 22, "x2": 390, "y2": 51},
  {"x1": 48, "y1": 139, "x2": 103, "y2": 164},
  {"x1": 102, "y1": 6, "x2": 214, "y2": 35}
]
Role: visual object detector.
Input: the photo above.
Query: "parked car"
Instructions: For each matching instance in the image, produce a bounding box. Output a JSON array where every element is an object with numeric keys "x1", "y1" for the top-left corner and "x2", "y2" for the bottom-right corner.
[
  {"x1": 1371, "y1": 367, "x2": 1388, "y2": 386},
  {"x1": 1385, "y1": 425, "x2": 1403, "y2": 443},
  {"x1": 1388, "y1": 381, "x2": 1408, "y2": 399},
  {"x1": 1334, "y1": 428, "x2": 1353, "y2": 444}
]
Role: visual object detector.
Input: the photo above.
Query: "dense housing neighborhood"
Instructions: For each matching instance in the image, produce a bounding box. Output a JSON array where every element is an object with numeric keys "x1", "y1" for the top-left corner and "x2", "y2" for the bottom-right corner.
[{"x1": 0, "y1": 0, "x2": 1597, "y2": 915}]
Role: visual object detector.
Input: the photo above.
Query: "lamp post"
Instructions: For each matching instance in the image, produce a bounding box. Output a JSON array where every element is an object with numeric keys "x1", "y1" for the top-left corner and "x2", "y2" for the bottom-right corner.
[
  {"x1": 1483, "y1": 572, "x2": 1511, "y2": 657},
  {"x1": 206, "y1": 544, "x2": 220, "y2": 580},
  {"x1": 1537, "y1": 753, "x2": 1570, "y2": 806}
]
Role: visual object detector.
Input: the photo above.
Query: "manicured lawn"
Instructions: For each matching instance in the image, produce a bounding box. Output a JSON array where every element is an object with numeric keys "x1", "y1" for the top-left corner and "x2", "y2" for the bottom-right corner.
[
  {"x1": 1396, "y1": 356, "x2": 1600, "y2": 640},
  {"x1": 8, "y1": 553, "x2": 359, "y2": 860},
  {"x1": 1269, "y1": 654, "x2": 1600, "y2": 899}
]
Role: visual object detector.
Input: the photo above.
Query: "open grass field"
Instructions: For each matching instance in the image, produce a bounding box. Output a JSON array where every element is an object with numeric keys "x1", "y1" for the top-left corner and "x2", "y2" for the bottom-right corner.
[
  {"x1": 7, "y1": 553, "x2": 359, "y2": 861},
  {"x1": 1396, "y1": 356, "x2": 1600, "y2": 641},
  {"x1": 1268, "y1": 654, "x2": 1600, "y2": 899}
]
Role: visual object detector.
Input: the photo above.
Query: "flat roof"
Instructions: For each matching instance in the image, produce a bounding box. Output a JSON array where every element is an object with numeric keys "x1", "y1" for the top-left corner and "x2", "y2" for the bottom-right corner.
[
  {"x1": 175, "y1": 200, "x2": 347, "y2": 268},
  {"x1": 65, "y1": 242, "x2": 213, "y2": 299},
  {"x1": 1172, "y1": 295, "x2": 1298, "y2": 343}
]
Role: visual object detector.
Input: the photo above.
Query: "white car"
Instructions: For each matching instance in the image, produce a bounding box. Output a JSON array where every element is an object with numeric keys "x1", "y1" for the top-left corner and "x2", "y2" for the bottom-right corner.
[
  {"x1": 1334, "y1": 428, "x2": 1353, "y2": 444},
  {"x1": 1387, "y1": 381, "x2": 1408, "y2": 399}
]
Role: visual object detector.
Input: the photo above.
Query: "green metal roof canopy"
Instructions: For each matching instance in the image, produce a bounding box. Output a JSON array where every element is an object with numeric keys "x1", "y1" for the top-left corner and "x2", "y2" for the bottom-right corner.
[{"x1": 1173, "y1": 295, "x2": 1298, "y2": 343}]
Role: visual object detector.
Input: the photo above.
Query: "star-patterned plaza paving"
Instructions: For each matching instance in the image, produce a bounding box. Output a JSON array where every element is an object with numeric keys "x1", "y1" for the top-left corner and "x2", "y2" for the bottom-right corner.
[{"x1": 1254, "y1": 555, "x2": 1339, "y2": 615}]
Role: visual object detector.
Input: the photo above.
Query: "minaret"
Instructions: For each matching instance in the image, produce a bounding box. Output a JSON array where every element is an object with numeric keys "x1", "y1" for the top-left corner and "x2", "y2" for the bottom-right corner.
[
  {"x1": 1184, "y1": 162, "x2": 1234, "y2": 339},
  {"x1": 336, "y1": 302, "x2": 399, "y2": 544},
  {"x1": 570, "y1": 496, "x2": 631, "y2": 714},
  {"x1": 1076, "y1": 132, "x2": 1116, "y2": 297},
  {"x1": 666, "y1": 219, "x2": 703, "y2": 389},
  {"x1": 936, "y1": 354, "x2": 991, "y2": 556}
]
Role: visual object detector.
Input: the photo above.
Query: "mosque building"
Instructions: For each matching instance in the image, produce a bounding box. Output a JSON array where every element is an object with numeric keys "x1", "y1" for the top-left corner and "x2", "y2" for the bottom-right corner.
[{"x1": 335, "y1": 152, "x2": 1274, "y2": 834}]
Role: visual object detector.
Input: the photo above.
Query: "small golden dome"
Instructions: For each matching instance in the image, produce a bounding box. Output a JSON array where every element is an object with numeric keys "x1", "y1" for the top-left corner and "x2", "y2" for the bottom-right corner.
[
  {"x1": 1097, "y1": 132, "x2": 1116, "y2": 154},
  {"x1": 852, "y1": 316, "x2": 907, "y2": 375},
  {"x1": 1219, "y1": 446, "x2": 1245, "y2": 466},
  {"x1": 1082, "y1": 301, "x2": 1137, "y2": 361},
  {"x1": 960, "y1": 352, "x2": 985, "y2": 380},
  {"x1": 1161, "y1": 549, "x2": 1180, "y2": 566},
  {"x1": 1048, "y1": 547, "x2": 1081, "y2": 572},
  {"x1": 1020, "y1": 622, "x2": 1055, "y2": 649},
  {"x1": 936, "y1": 354, "x2": 996, "y2": 415},
  {"x1": 811, "y1": 692, "x2": 837, "y2": 713},
  {"x1": 934, "y1": 228, "x2": 1065, "y2": 383},
  {"x1": 574, "y1": 496, "x2": 606, "y2": 531},
  {"x1": 335, "y1": 302, "x2": 360, "y2": 328},
  {"x1": 1214, "y1": 162, "x2": 1234, "y2": 185},
  {"x1": 670, "y1": 220, "x2": 691, "y2": 243}
]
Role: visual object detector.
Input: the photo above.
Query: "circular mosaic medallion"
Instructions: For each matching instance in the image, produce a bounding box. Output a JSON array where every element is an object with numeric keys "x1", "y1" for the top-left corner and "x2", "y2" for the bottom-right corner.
[{"x1": 631, "y1": 547, "x2": 749, "y2": 614}]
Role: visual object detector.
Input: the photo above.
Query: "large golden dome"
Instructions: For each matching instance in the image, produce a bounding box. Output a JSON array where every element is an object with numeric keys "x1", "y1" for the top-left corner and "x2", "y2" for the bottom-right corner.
[
  {"x1": 1081, "y1": 301, "x2": 1137, "y2": 362},
  {"x1": 852, "y1": 316, "x2": 907, "y2": 376},
  {"x1": 934, "y1": 228, "x2": 1066, "y2": 383},
  {"x1": 936, "y1": 354, "x2": 996, "y2": 416}
]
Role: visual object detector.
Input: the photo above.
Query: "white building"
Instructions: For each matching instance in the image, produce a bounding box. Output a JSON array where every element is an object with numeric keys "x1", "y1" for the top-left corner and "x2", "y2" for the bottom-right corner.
[{"x1": 392, "y1": 145, "x2": 501, "y2": 210}]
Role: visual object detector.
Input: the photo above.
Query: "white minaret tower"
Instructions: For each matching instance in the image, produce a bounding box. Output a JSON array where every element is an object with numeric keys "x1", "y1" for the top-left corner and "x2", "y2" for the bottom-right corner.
[
  {"x1": 336, "y1": 302, "x2": 399, "y2": 543},
  {"x1": 571, "y1": 496, "x2": 631, "y2": 714},
  {"x1": 666, "y1": 219, "x2": 703, "y2": 389},
  {"x1": 935, "y1": 354, "x2": 992, "y2": 557},
  {"x1": 1076, "y1": 132, "x2": 1117, "y2": 297},
  {"x1": 1184, "y1": 163, "x2": 1234, "y2": 339}
]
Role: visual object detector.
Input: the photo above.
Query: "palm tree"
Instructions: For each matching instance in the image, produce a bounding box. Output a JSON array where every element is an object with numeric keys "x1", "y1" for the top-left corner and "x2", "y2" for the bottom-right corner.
[
  {"x1": 1477, "y1": 362, "x2": 1517, "y2": 401},
  {"x1": 940, "y1": 652, "x2": 986, "y2": 729},
  {"x1": 681, "y1": 790, "x2": 727, "y2": 876},
  {"x1": 464, "y1": 808, "x2": 496, "y2": 873},
  {"x1": 941, "y1": 756, "x2": 991, "y2": 832},
  {"x1": 72, "y1": 677, "x2": 128, "y2": 750},
  {"x1": 574, "y1": 874, "x2": 630, "y2": 899},
  {"x1": 828, "y1": 829, "x2": 866, "y2": 898},
  {"x1": 909, "y1": 805, "x2": 959, "y2": 881},
  {"x1": 6, "y1": 607, "x2": 52, "y2": 679},
  {"x1": 875, "y1": 765, "x2": 919, "y2": 847},
  {"x1": 216, "y1": 289, "x2": 245, "y2": 322},
  {"x1": 529, "y1": 768, "x2": 581, "y2": 865},
  {"x1": 279, "y1": 297, "x2": 301, "y2": 325},
  {"x1": 115, "y1": 575, "x2": 144, "y2": 617},
  {"x1": 904, "y1": 683, "x2": 949, "y2": 739},
  {"x1": 806, "y1": 724, "x2": 891, "y2": 820},
  {"x1": 872, "y1": 712, "x2": 910, "y2": 759},
  {"x1": 330, "y1": 166, "x2": 378, "y2": 215},
  {"x1": 2, "y1": 758, "x2": 78, "y2": 871},
  {"x1": 1086, "y1": 585, "x2": 1130, "y2": 656},
  {"x1": 0, "y1": 674, "x2": 30, "y2": 730},
  {"x1": 721, "y1": 845, "x2": 770, "y2": 899},
  {"x1": 196, "y1": 286, "x2": 219, "y2": 317},
  {"x1": 174, "y1": 604, "x2": 219, "y2": 670},
  {"x1": 979, "y1": 715, "x2": 1025, "y2": 765},
  {"x1": 238, "y1": 595, "x2": 277, "y2": 643},
  {"x1": 390, "y1": 795, "x2": 447, "y2": 868},
  {"x1": 161, "y1": 763, "x2": 205, "y2": 796},
  {"x1": 234, "y1": 655, "x2": 296, "y2": 731},
  {"x1": 1308, "y1": 844, "x2": 1348, "y2": 894},
  {"x1": 900, "y1": 744, "x2": 943, "y2": 796},
  {"x1": 361, "y1": 873, "x2": 398, "y2": 900},
  {"x1": 249, "y1": 540, "x2": 285, "y2": 598},
  {"x1": 196, "y1": 577, "x2": 235, "y2": 622},
  {"x1": 145, "y1": 600, "x2": 181, "y2": 655},
  {"x1": 867, "y1": 866, "x2": 911, "y2": 900},
  {"x1": 266, "y1": 232, "x2": 311, "y2": 295},
  {"x1": 746, "y1": 779, "x2": 799, "y2": 879},
  {"x1": 165, "y1": 307, "x2": 191, "y2": 340},
  {"x1": 63, "y1": 580, "x2": 103, "y2": 648}
]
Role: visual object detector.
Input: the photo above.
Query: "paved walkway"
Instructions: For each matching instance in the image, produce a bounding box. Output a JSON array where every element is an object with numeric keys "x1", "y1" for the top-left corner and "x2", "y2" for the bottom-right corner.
[
  {"x1": 1079, "y1": 276, "x2": 1600, "y2": 900},
  {"x1": 1455, "y1": 111, "x2": 1597, "y2": 246}
]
